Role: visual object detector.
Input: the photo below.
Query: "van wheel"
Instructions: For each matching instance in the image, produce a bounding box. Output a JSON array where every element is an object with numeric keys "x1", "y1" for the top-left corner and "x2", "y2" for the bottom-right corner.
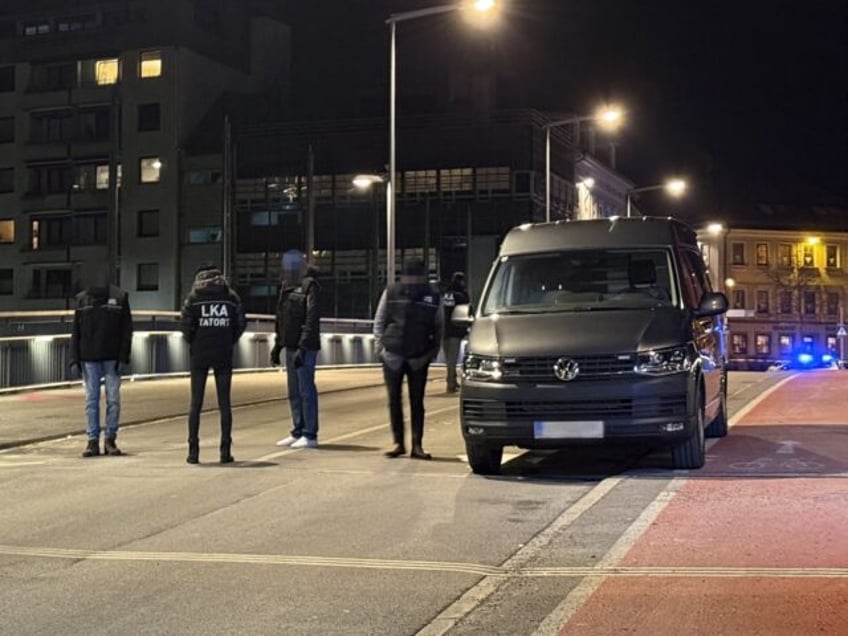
[
  {"x1": 466, "y1": 441, "x2": 503, "y2": 475},
  {"x1": 671, "y1": 399, "x2": 706, "y2": 469},
  {"x1": 705, "y1": 378, "x2": 728, "y2": 438}
]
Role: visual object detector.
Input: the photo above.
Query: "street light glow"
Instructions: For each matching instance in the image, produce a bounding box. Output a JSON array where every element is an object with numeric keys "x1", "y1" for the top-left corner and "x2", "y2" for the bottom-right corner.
[
  {"x1": 579, "y1": 177, "x2": 595, "y2": 189},
  {"x1": 665, "y1": 179, "x2": 687, "y2": 197},
  {"x1": 353, "y1": 174, "x2": 384, "y2": 190},
  {"x1": 472, "y1": 0, "x2": 496, "y2": 11},
  {"x1": 707, "y1": 222, "x2": 724, "y2": 236},
  {"x1": 462, "y1": 0, "x2": 500, "y2": 27},
  {"x1": 806, "y1": 236, "x2": 821, "y2": 245},
  {"x1": 596, "y1": 105, "x2": 624, "y2": 131}
]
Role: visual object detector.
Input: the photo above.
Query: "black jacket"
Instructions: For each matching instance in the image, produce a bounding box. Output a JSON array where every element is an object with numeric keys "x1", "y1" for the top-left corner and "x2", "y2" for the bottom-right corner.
[
  {"x1": 381, "y1": 282, "x2": 441, "y2": 358},
  {"x1": 180, "y1": 280, "x2": 246, "y2": 367},
  {"x1": 274, "y1": 275, "x2": 321, "y2": 351},
  {"x1": 70, "y1": 285, "x2": 133, "y2": 364}
]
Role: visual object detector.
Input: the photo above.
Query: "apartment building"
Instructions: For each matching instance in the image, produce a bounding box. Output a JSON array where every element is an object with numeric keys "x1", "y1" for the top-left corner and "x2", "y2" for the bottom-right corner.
[
  {"x1": 699, "y1": 207, "x2": 848, "y2": 368},
  {"x1": 0, "y1": 0, "x2": 289, "y2": 311}
]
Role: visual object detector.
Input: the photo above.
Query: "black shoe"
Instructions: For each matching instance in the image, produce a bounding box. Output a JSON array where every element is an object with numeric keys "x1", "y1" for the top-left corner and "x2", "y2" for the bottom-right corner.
[
  {"x1": 384, "y1": 443, "x2": 406, "y2": 458},
  {"x1": 104, "y1": 437, "x2": 123, "y2": 456},
  {"x1": 220, "y1": 439, "x2": 233, "y2": 464},
  {"x1": 187, "y1": 441, "x2": 199, "y2": 464},
  {"x1": 82, "y1": 438, "x2": 100, "y2": 458},
  {"x1": 410, "y1": 445, "x2": 432, "y2": 460}
]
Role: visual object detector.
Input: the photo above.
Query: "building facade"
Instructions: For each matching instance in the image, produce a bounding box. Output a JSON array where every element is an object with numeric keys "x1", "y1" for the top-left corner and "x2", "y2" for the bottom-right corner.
[
  {"x1": 699, "y1": 223, "x2": 848, "y2": 368},
  {"x1": 0, "y1": 0, "x2": 289, "y2": 311}
]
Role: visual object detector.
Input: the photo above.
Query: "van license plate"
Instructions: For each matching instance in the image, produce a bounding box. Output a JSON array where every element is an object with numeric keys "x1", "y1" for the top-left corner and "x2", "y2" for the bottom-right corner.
[{"x1": 534, "y1": 421, "x2": 604, "y2": 439}]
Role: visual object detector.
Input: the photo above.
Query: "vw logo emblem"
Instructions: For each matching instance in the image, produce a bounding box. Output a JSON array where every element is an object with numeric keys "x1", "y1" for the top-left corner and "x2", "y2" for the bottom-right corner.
[{"x1": 553, "y1": 357, "x2": 579, "y2": 382}]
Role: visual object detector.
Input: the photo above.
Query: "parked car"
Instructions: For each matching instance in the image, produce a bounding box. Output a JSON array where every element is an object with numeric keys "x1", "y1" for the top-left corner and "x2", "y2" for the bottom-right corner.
[{"x1": 452, "y1": 216, "x2": 729, "y2": 475}]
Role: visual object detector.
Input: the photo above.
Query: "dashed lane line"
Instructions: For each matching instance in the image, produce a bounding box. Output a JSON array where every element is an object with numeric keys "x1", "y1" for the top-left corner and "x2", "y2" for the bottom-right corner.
[{"x1": 1, "y1": 544, "x2": 844, "y2": 580}]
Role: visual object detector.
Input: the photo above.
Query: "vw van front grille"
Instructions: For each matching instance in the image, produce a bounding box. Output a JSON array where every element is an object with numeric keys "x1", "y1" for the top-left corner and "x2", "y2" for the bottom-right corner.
[
  {"x1": 463, "y1": 395, "x2": 686, "y2": 422},
  {"x1": 502, "y1": 354, "x2": 636, "y2": 381}
]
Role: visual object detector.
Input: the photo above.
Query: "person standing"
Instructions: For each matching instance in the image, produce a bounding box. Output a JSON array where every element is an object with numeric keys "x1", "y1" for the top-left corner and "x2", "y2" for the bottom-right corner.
[
  {"x1": 441, "y1": 271, "x2": 470, "y2": 393},
  {"x1": 70, "y1": 280, "x2": 133, "y2": 458},
  {"x1": 271, "y1": 251, "x2": 321, "y2": 449},
  {"x1": 180, "y1": 264, "x2": 246, "y2": 464},
  {"x1": 373, "y1": 256, "x2": 443, "y2": 460}
]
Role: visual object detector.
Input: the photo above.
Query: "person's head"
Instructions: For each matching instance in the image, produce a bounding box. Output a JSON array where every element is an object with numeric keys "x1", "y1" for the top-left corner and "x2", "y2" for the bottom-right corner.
[
  {"x1": 401, "y1": 257, "x2": 426, "y2": 285},
  {"x1": 450, "y1": 271, "x2": 466, "y2": 291},
  {"x1": 281, "y1": 249, "x2": 307, "y2": 286},
  {"x1": 193, "y1": 262, "x2": 225, "y2": 289}
]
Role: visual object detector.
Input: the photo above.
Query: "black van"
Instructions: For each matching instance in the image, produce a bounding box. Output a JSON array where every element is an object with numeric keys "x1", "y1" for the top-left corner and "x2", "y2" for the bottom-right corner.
[{"x1": 452, "y1": 217, "x2": 729, "y2": 474}]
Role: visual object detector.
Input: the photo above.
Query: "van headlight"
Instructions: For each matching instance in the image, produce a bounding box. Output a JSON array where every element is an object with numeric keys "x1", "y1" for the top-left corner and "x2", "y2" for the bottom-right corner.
[
  {"x1": 634, "y1": 346, "x2": 693, "y2": 375},
  {"x1": 463, "y1": 355, "x2": 504, "y2": 381}
]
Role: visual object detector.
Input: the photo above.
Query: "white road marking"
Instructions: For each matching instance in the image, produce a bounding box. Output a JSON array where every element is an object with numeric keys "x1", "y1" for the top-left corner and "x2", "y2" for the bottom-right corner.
[
  {"x1": 532, "y1": 373, "x2": 801, "y2": 636},
  {"x1": 1, "y1": 544, "x2": 845, "y2": 579},
  {"x1": 416, "y1": 477, "x2": 624, "y2": 636}
]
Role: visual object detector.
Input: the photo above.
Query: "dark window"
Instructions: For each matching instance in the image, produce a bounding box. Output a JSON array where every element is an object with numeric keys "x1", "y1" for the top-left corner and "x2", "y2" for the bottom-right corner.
[
  {"x1": 732, "y1": 289, "x2": 745, "y2": 310},
  {"x1": 138, "y1": 209, "x2": 159, "y2": 237},
  {"x1": 0, "y1": 268, "x2": 11, "y2": 295},
  {"x1": 137, "y1": 263, "x2": 159, "y2": 291},
  {"x1": 826, "y1": 244, "x2": 839, "y2": 268},
  {"x1": 28, "y1": 165, "x2": 72, "y2": 194},
  {"x1": 777, "y1": 243, "x2": 793, "y2": 267},
  {"x1": 137, "y1": 103, "x2": 160, "y2": 132},
  {"x1": 188, "y1": 226, "x2": 222, "y2": 243},
  {"x1": 0, "y1": 167, "x2": 13, "y2": 193},
  {"x1": 30, "y1": 109, "x2": 74, "y2": 144},
  {"x1": 31, "y1": 216, "x2": 71, "y2": 249},
  {"x1": 779, "y1": 291, "x2": 792, "y2": 314},
  {"x1": 0, "y1": 66, "x2": 15, "y2": 92},
  {"x1": 756, "y1": 290, "x2": 769, "y2": 314},
  {"x1": 826, "y1": 292, "x2": 839, "y2": 316},
  {"x1": 0, "y1": 117, "x2": 13, "y2": 143},
  {"x1": 29, "y1": 63, "x2": 76, "y2": 91},
  {"x1": 78, "y1": 107, "x2": 110, "y2": 141},
  {"x1": 73, "y1": 213, "x2": 107, "y2": 245},
  {"x1": 31, "y1": 268, "x2": 72, "y2": 298},
  {"x1": 803, "y1": 291, "x2": 816, "y2": 315},
  {"x1": 778, "y1": 334, "x2": 793, "y2": 356},
  {"x1": 731, "y1": 242, "x2": 745, "y2": 265}
]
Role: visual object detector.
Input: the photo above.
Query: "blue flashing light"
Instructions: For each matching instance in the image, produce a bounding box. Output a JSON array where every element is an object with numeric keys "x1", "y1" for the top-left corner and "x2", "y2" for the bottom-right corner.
[
  {"x1": 797, "y1": 353, "x2": 814, "y2": 365},
  {"x1": 822, "y1": 354, "x2": 834, "y2": 363}
]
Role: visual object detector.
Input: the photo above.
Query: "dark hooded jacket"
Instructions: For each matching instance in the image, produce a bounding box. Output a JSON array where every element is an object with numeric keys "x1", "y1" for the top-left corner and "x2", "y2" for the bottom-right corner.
[
  {"x1": 180, "y1": 268, "x2": 246, "y2": 367},
  {"x1": 442, "y1": 278, "x2": 471, "y2": 340},
  {"x1": 70, "y1": 285, "x2": 133, "y2": 364},
  {"x1": 274, "y1": 272, "x2": 321, "y2": 351}
]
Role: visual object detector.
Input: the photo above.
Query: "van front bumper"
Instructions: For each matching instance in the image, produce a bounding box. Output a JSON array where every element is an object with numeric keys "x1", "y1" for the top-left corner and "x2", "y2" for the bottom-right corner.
[{"x1": 460, "y1": 373, "x2": 697, "y2": 449}]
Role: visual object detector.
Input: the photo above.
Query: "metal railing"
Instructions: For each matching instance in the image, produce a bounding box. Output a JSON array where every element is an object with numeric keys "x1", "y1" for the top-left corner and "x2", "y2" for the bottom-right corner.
[{"x1": 0, "y1": 311, "x2": 380, "y2": 390}]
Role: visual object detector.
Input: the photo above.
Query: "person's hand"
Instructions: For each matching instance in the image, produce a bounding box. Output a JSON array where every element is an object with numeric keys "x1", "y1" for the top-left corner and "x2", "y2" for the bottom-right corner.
[
  {"x1": 270, "y1": 344, "x2": 282, "y2": 366},
  {"x1": 293, "y1": 348, "x2": 305, "y2": 369},
  {"x1": 114, "y1": 361, "x2": 122, "y2": 375},
  {"x1": 69, "y1": 361, "x2": 80, "y2": 377}
]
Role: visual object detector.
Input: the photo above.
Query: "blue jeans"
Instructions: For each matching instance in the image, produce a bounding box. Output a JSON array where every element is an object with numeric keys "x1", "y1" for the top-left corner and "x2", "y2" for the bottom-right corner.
[
  {"x1": 285, "y1": 348, "x2": 318, "y2": 440},
  {"x1": 83, "y1": 361, "x2": 122, "y2": 440}
]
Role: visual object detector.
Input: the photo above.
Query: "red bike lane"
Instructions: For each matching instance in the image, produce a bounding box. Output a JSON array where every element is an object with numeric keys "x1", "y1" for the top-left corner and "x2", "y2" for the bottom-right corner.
[{"x1": 559, "y1": 371, "x2": 848, "y2": 636}]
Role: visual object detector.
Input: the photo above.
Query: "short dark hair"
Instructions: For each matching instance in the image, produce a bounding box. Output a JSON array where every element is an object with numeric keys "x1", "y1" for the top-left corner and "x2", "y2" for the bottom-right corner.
[{"x1": 196, "y1": 262, "x2": 218, "y2": 274}]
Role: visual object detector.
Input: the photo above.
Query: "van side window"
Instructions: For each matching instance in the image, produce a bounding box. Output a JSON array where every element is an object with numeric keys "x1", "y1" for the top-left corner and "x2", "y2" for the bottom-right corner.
[{"x1": 679, "y1": 251, "x2": 705, "y2": 309}]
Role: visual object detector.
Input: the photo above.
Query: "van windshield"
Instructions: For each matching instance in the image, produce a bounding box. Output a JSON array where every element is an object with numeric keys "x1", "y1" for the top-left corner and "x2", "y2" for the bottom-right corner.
[{"x1": 481, "y1": 248, "x2": 677, "y2": 315}]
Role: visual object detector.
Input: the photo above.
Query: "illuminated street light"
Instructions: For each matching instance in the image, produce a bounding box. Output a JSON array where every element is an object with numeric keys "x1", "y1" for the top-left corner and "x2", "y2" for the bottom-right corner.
[
  {"x1": 544, "y1": 104, "x2": 625, "y2": 222},
  {"x1": 626, "y1": 178, "x2": 688, "y2": 218},
  {"x1": 353, "y1": 174, "x2": 385, "y2": 190},
  {"x1": 578, "y1": 177, "x2": 595, "y2": 189},
  {"x1": 386, "y1": 1, "x2": 500, "y2": 284},
  {"x1": 706, "y1": 222, "x2": 725, "y2": 236}
]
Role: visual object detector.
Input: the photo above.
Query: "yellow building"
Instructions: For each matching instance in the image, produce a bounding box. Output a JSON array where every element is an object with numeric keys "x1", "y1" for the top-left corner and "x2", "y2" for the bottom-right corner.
[{"x1": 698, "y1": 224, "x2": 848, "y2": 369}]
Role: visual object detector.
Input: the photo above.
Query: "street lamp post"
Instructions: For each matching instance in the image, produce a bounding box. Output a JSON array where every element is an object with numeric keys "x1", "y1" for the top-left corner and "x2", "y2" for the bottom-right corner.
[
  {"x1": 625, "y1": 178, "x2": 687, "y2": 218},
  {"x1": 544, "y1": 106, "x2": 623, "y2": 222},
  {"x1": 385, "y1": 1, "x2": 499, "y2": 285}
]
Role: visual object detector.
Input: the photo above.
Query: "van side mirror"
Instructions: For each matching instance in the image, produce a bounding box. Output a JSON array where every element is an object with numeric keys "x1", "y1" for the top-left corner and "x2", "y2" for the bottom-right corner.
[
  {"x1": 452, "y1": 304, "x2": 474, "y2": 328},
  {"x1": 695, "y1": 292, "x2": 728, "y2": 317}
]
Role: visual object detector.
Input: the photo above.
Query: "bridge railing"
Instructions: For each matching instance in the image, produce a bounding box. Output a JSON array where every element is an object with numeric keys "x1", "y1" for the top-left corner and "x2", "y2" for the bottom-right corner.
[{"x1": 0, "y1": 311, "x2": 380, "y2": 390}]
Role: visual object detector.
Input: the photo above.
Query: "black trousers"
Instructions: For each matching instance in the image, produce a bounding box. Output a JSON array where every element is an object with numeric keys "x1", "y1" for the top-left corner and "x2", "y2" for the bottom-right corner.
[
  {"x1": 188, "y1": 363, "x2": 233, "y2": 448},
  {"x1": 382, "y1": 360, "x2": 430, "y2": 447}
]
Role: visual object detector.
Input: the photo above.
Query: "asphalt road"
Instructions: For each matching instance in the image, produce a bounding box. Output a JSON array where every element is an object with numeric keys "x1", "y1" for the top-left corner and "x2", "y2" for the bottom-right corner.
[{"x1": 0, "y1": 370, "x2": 790, "y2": 635}]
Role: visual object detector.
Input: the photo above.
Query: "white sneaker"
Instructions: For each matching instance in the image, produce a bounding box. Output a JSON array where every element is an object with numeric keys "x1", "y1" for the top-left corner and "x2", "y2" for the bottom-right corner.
[
  {"x1": 276, "y1": 435, "x2": 300, "y2": 447},
  {"x1": 291, "y1": 437, "x2": 318, "y2": 449}
]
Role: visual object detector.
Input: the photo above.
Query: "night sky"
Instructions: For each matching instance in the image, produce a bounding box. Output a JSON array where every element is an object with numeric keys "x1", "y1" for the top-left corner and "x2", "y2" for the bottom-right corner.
[{"x1": 284, "y1": 0, "x2": 848, "y2": 208}]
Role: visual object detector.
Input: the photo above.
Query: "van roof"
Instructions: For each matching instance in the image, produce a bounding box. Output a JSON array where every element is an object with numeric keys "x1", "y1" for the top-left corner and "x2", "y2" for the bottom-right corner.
[{"x1": 499, "y1": 216, "x2": 698, "y2": 256}]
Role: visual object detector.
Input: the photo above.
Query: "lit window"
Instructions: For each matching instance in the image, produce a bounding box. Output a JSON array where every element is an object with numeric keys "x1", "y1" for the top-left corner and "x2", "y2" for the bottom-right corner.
[
  {"x1": 777, "y1": 243, "x2": 793, "y2": 267},
  {"x1": 139, "y1": 157, "x2": 162, "y2": 183},
  {"x1": 476, "y1": 167, "x2": 510, "y2": 192},
  {"x1": 755, "y1": 334, "x2": 771, "y2": 356},
  {"x1": 95, "y1": 58, "x2": 119, "y2": 85},
  {"x1": 0, "y1": 219, "x2": 14, "y2": 243},
  {"x1": 778, "y1": 335, "x2": 793, "y2": 355},
  {"x1": 439, "y1": 168, "x2": 473, "y2": 192},
  {"x1": 826, "y1": 244, "x2": 839, "y2": 268},
  {"x1": 802, "y1": 244, "x2": 815, "y2": 268},
  {"x1": 96, "y1": 165, "x2": 110, "y2": 190},
  {"x1": 731, "y1": 333, "x2": 748, "y2": 355},
  {"x1": 140, "y1": 50, "x2": 162, "y2": 78}
]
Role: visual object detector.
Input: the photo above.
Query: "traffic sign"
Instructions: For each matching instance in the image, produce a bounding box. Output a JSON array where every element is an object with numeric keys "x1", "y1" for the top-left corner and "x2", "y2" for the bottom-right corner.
[{"x1": 838, "y1": 325, "x2": 847, "y2": 338}]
